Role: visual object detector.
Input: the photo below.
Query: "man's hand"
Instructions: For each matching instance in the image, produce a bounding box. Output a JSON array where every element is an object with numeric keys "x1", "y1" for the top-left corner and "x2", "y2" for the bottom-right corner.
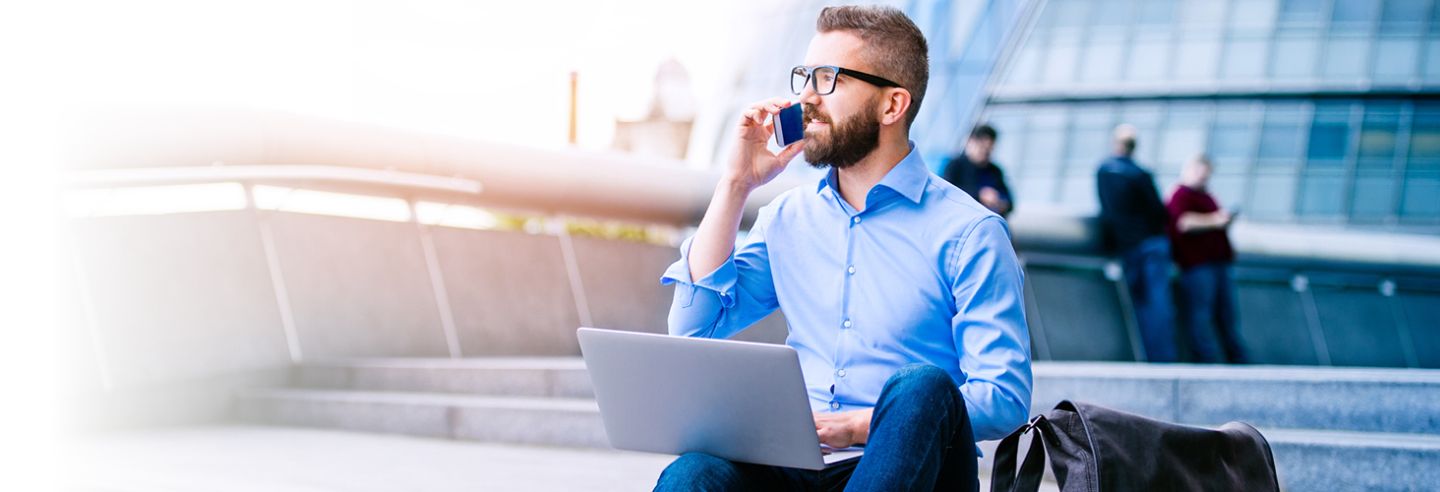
[
  {"x1": 979, "y1": 187, "x2": 1011, "y2": 215},
  {"x1": 814, "y1": 408, "x2": 873, "y2": 449},
  {"x1": 725, "y1": 98, "x2": 806, "y2": 193}
]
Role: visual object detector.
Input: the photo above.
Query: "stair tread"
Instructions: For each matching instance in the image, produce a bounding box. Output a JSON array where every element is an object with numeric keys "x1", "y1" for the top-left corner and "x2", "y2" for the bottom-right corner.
[{"x1": 239, "y1": 388, "x2": 599, "y2": 411}]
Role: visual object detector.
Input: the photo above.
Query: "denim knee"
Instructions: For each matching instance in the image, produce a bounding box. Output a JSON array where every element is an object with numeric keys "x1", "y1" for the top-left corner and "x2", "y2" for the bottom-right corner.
[
  {"x1": 883, "y1": 364, "x2": 961, "y2": 402},
  {"x1": 654, "y1": 452, "x2": 739, "y2": 492}
]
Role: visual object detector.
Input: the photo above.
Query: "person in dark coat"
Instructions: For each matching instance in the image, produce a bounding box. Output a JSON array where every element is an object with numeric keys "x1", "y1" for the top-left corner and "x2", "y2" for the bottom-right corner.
[
  {"x1": 942, "y1": 124, "x2": 1013, "y2": 218},
  {"x1": 1096, "y1": 124, "x2": 1178, "y2": 362}
]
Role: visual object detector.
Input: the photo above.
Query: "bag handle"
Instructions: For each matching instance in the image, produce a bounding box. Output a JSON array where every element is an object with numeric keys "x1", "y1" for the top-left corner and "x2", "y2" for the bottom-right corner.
[{"x1": 990, "y1": 415, "x2": 1048, "y2": 492}]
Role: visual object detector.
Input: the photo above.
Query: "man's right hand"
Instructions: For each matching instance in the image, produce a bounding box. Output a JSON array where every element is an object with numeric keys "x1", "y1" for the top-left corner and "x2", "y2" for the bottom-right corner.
[{"x1": 725, "y1": 98, "x2": 806, "y2": 193}]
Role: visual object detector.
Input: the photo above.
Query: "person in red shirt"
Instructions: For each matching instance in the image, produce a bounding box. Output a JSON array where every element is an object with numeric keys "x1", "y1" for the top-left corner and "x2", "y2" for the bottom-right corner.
[{"x1": 1167, "y1": 155, "x2": 1247, "y2": 364}]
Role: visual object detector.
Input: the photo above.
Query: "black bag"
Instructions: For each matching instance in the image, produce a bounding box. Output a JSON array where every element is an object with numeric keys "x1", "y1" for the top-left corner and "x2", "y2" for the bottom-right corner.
[{"x1": 990, "y1": 400, "x2": 1279, "y2": 492}]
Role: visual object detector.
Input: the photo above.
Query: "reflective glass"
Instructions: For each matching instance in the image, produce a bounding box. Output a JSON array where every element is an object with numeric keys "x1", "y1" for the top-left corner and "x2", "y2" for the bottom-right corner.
[
  {"x1": 1258, "y1": 107, "x2": 1306, "y2": 164},
  {"x1": 1081, "y1": 34, "x2": 1125, "y2": 82},
  {"x1": 1221, "y1": 37, "x2": 1268, "y2": 79},
  {"x1": 1322, "y1": 37, "x2": 1369, "y2": 79},
  {"x1": 1307, "y1": 105, "x2": 1352, "y2": 166},
  {"x1": 1351, "y1": 172, "x2": 1397, "y2": 219},
  {"x1": 1400, "y1": 171, "x2": 1440, "y2": 218},
  {"x1": 1127, "y1": 33, "x2": 1171, "y2": 81},
  {"x1": 1272, "y1": 35, "x2": 1320, "y2": 79},
  {"x1": 1372, "y1": 38, "x2": 1422, "y2": 83},
  {"x1": 1330, "y1": 0, "x2": 1379, "y2": 30},
  {"x1": 1278, "y1": 0, "x2": 1324, "y2": 25},
  {"x1": 1380, "y1": 0, "x2": 1427, "y2": 33},
  {"x1": 1174, "y1": 35, "x2": 1221, "y2": 80},
  {"x1": 1229, "y1": 0, "x2": 1278, "y2": 32},
  {"x1": 1298, "y1": 172, "x2": 1346, "y2": 216},
  {"x1": 1250, "y1": 172, "x2": 1298, "y2": 218}
]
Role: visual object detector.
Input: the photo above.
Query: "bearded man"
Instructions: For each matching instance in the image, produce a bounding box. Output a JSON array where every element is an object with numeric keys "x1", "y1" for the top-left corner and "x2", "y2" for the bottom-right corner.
[{"x1": 654, "y1": 5, "x2": 1032, "y2": 491}]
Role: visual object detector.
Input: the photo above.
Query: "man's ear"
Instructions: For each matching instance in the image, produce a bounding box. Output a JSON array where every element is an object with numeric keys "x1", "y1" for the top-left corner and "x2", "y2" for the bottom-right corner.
[{"x1": 878, "y1": 88, "x2": 911, "y2": 127}]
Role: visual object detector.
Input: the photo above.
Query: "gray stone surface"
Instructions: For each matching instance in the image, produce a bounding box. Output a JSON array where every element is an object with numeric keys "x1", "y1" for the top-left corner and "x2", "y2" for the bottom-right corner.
[
  {"x1": 570, "y1": 236, "x2": 676, "y2": 336},
  {"x1": 1267, "y1": 429, "x2": 1440, "y2": 492},
  {"x1": 430, "y1": 228, "x2": 583, "y2": 356},
  {"x1": 69, "y1": 211, "x2": 291, "y2": 388},
  {"x1": 62, "y1": 425, "x2": 673, "y2": 492},
  {"x1": 268, "y1": 213, "x2": 450, "y2": 358}
]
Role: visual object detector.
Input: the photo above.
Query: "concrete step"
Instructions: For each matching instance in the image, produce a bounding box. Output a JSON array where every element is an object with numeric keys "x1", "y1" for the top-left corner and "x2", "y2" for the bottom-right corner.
[
  {"x1": 292, "y1": 357, "x2": 594, "y2": 398},
  {"x1": 1030, "y1": 362, "x2": 1440, "y2": 436},
  {"x1": 235, "y1": 387, "x2": 1440, "y2": 491},
  {"x1": 292, "y1": 358, "x2": 1440, "y2": 436},
  {"x1": 235, "y1": 388, "x2": 606, "y2": 448}
]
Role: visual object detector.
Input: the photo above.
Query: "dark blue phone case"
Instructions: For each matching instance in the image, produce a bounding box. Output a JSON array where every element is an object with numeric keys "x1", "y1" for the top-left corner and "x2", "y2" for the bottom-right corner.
[{"x1": 774, "y1": 104, "x2": 804, "y2": 147}]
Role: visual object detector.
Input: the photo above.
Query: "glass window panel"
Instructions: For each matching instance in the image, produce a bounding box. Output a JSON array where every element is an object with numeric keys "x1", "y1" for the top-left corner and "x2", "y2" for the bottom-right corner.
[
  {"x1": 1229, "y1": 0, "x2": 1278, "y2": 32},
  {"x1": 1043, "y1": 33, "x2": 1081, "y2": 84},
  {"x1": 1160, "y1": 108, "x2": 1211, "y2": 173},
  {"x1": 1210, "y1": 173, "x2": 1247, "y2": 208},
  {"x1": 1016, "y1": 176, "x2": 1059, "y2": 205},
  {"x1": 1120, "y1": 103, "x2": 1166, "y2": 165},
  {"x1": 1091, "y1": 0, "x2": 1134, "y2": 26},
  {"x1": 1298, "y1": 172, "x2": 1346, "y2": 216},
  {"x1": 1372, "y1": 38, "x2": 1422, "y2": 83},
  {"x1": 1221, "y1": 37, "x2": 1268, "y2": 79},
  {"x1": 1409, "y1": 105, "x2": 1440, "y2": 171},
  {"x1": 1272, "y1": 35, "x2": 1320, "y2": 79},
  {"x1": 1307, "y1": 106, "x2": 1353, "y2": 166},
  {"x1": 1211, "y1": 122, "x2": 1258, "y2": 162},
  {"x1": 1007, "y1": 37, "x2": 1046, "y2": 85},
  {"x1": 1136, "y1": 0, "x2": 1177, "y2": 26},
  {"x1": 1424, "y1": 40, "x2": 1440, "y2": 83},
  {"x1": 1358, "y1": 107, "x2": 1400, "y2": 166},
  {"x1": 1179, "y1": 0, "x2": 1227, "y2": 27},
  {"x1": 1065, "y1": 107, "x2": 1115, "y2": 171},
  {"x1": 1251, "y1": 172, "x2": 1298, "y2": 218},
  {"x1": 1258, "y1": 107, "x2": 1307, "y2": 165},
  {"x1": 1050, "y1": 0, "x2": 1090, "y2": 28},
  {"x1": 1127, "y1": 34, "x2": 1171, "y2": 81},
  {"x1": 1058, "y1": 174, "x2": 1100, "y2": 213},
  {"x1": 1400, "y1": 171, "x2": 1440, "y2": 218},
  {"x1": 984, "y1": 110, "x2": 1027, "y2": 168},
  {"x1": 1025, "y1": 110, "x2": 1068, "y2": 172},
  {"x1": 1380, "y1": 0, "x2": 1428, "y2": 33},
  {"x1": 1174, "y1": 35, "x2": 1221, "y2": 81},
  {"x1": 1330, "y1": 0, "x2": 1379, "y2": 30},
  {"x1": 1322, "y1": 37, "x2": 1370, "y2": 79},
  {"x1": 1081, "y1": 35, "x2": 1125, "y2": 82},
  {"x1": 1351, "y1": 172, "x2": 1397, "y2": 219},
  {"x1": 1278, "y1": 0, "x2": 1325, "y2": 25}
]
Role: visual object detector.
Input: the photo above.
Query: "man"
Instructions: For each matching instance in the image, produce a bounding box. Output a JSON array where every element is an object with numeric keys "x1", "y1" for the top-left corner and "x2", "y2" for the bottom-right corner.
[
  {"x1": 655, "y1": 6, "x2": 1032, "y2": 491},
  {"x1": 942, "y1": 124, "x2": 1013, "y2": 218},
  {"x1": 1167, "y1": 155, "x2": 1247, "y2": 364},
  {"x1": 1096, "y1": 124, "x2": 1178, "y2": 362}
]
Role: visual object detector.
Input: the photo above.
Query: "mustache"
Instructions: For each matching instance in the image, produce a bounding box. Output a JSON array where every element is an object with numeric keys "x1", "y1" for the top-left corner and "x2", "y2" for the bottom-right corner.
[{"x1": 801, "y1": 104, "x2": 830, "y2": 126}]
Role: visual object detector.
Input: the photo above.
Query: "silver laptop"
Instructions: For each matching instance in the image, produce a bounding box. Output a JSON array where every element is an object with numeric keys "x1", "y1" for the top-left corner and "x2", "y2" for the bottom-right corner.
[{"x1": 577, "y1": 327, "x2": 864, "y2": 470}]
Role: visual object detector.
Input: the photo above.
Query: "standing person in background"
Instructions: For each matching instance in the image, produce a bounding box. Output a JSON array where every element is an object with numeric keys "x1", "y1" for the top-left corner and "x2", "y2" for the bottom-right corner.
[
  {"x1": 1168, "y1": 155, "x2": 1247, "y2": 364},
  {"x1": 942, "y1": 124, "x2": 1013, "y2": 218},
  {"x1": 1096, "y1": 124, "x2": 1178, "y2": 362}
]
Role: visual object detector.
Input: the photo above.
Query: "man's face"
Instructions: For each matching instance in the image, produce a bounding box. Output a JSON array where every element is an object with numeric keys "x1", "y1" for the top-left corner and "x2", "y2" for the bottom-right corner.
[
  {"x1": 965, "y1": 136, "x2": 994, "y2": 164},
  {"x1": 798, "y1": 31, "x2": 884, "y2": 170}
]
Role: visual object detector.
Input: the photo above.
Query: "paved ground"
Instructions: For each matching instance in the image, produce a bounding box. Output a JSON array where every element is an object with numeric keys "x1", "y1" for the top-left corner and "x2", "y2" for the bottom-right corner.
[
  {"x1": 62, "y1": 425, "x2": 674, "y2": 492},
  {"x1": 61, "y1": 425, "x2": 1050, "y2": 491}
]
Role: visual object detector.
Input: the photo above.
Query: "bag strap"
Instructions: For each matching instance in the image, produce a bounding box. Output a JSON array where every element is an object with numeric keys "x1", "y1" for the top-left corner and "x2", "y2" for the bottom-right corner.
[{"x1": 990, "y1": 415, "x2": 1048, "y2": 492}]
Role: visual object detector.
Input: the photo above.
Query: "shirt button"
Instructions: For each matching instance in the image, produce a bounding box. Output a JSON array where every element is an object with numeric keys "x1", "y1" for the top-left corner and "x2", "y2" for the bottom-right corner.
[
  {"x1": 847, "y1": 266, "x2": 856, "y2": 275},
  {"x1": 842, "y1": 319, "x2": 852, "y2": 328},
  {"x1": 830, "y1": 402, "x2": 840, "y2": 410},
  {"x1": 852, "y1": 216, "x2": 861, "y2": 225},
  {"x1": 837, "y1": 369, "x2": 847, "y2": 378}
]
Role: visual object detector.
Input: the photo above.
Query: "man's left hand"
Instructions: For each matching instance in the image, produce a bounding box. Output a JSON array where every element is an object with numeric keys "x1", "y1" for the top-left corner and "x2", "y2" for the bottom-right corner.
[{"x1": 814, "y1": 408, "x2": 873, "y2": 448}]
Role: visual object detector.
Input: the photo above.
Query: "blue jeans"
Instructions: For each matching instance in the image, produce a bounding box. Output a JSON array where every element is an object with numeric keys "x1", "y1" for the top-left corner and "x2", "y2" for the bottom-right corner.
[
  {"x1": 1122, "y1": 236, "x2": 1178, "y2": 362},
  {"x1": 653, "y1": 364, "x2": 977, "y2": 492},
  {"x1": 1178, "y1": 262, "x2": 1247, "y2": 364}
]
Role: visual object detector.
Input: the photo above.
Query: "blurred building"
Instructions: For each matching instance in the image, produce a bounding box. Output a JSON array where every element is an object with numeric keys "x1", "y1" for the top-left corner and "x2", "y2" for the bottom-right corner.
[{"x1": 978, "y1": 0, "x2": 1440, "y2": 231}]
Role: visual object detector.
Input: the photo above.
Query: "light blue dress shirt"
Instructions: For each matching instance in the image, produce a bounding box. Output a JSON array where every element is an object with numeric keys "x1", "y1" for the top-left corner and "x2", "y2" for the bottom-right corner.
[{"x1": 660, "y1": 143, "x2": 1033, "y2": 443}]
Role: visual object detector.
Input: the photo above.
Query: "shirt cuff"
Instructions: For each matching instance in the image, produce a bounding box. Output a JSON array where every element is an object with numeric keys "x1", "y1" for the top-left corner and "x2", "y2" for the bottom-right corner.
[{"x1": 659, "y1": 235, "x2": 739, "y2": 309}]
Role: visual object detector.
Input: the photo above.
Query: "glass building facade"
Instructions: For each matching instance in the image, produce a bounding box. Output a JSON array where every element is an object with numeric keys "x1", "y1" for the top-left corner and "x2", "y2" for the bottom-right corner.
[{"x1": 978, "y1": 0, "x2": 1440, "y2": 231}]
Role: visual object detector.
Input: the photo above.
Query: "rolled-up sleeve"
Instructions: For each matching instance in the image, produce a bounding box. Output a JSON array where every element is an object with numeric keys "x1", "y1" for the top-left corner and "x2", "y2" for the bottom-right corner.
[
  {"x1": 948, "y1": 216, "x2": 1033, "y2": 441},
  {"x1": 660, "y1": 208, "x2": 780, "y2": 340}
]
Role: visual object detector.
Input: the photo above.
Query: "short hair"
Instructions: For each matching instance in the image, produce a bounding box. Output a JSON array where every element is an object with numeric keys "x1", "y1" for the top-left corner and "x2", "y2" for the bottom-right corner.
[
  {"x1": 970, "y1": 123, "x2": 998, "y2": 141},
  {"x1": 816, "y1": 5, "x2": 930, "y2": 127},
  {"x1": 1114, "y1": 123, "x2": 1138, "y2": 154}
]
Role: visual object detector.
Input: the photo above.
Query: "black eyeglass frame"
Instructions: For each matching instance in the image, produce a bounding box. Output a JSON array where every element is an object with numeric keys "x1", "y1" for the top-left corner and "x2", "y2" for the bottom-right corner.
[{"x1": 790, "y1": 65, "x2": 903, "y2": 96}]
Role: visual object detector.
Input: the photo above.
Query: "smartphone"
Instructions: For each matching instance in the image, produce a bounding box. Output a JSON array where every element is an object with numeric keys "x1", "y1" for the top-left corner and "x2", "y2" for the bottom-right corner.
[{"x1": 774, "y1": 103, "x2": 805, "y2": 147}]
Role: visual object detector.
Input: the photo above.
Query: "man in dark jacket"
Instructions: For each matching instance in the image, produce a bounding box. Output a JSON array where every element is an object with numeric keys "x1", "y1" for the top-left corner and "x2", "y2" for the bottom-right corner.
[
  {"x1": 943, "y1": 124, "x2": 1013, "y2": 218},
  {"x1": 1096, "y1": 124, "x2": 1177, "y2": 362}
]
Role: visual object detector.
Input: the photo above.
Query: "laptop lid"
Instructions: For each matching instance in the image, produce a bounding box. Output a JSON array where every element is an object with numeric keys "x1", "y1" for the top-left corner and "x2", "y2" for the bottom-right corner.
[{"x1": 577, "y1": 327, "x2": 833, "y2": 470}]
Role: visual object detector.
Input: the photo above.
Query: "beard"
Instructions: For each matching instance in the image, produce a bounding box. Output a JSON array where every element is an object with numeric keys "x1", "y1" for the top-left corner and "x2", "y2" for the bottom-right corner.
[{"x1": 801, "y1": 98, "x2": 881, "y2": 170}]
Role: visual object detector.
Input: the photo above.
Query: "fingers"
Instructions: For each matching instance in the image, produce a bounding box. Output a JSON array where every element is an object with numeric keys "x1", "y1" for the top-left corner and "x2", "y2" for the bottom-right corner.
[{"x1": 740, "y1": 98, "x2": 795, "y2": 127}]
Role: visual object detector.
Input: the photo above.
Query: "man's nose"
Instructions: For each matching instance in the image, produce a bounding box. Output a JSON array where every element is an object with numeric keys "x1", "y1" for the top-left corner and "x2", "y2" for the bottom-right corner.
[{"x1": 799, "y1": 82, "x2": 822, "y2": 106}]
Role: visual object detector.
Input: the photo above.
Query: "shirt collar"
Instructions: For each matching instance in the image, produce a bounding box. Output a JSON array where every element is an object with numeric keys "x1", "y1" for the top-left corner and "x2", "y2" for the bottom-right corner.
[{"x1": 814, "y1": 141, "x2": 930, "y2": 204}]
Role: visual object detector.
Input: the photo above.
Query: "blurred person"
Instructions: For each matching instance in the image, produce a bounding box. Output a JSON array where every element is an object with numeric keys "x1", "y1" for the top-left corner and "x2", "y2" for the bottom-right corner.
[
  {"x1": 942, "y1": 124, "x2": 1013, "y2": 218},
  {"x1": 1167, "y1": 155, "x2": 1247, "y2": 364},
  {"x1": 1096, "y1": 124, "x2": 1178, "y2": 362},
  {"x1": 655, "y1": 5, "x2": 1031, "y2": 491}
]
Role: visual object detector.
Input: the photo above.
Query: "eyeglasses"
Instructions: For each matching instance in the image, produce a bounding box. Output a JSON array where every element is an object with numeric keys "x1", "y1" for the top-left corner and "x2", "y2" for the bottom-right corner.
[{"x1": 790, "y1": 65, "x2": 902, "y2": 96}]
